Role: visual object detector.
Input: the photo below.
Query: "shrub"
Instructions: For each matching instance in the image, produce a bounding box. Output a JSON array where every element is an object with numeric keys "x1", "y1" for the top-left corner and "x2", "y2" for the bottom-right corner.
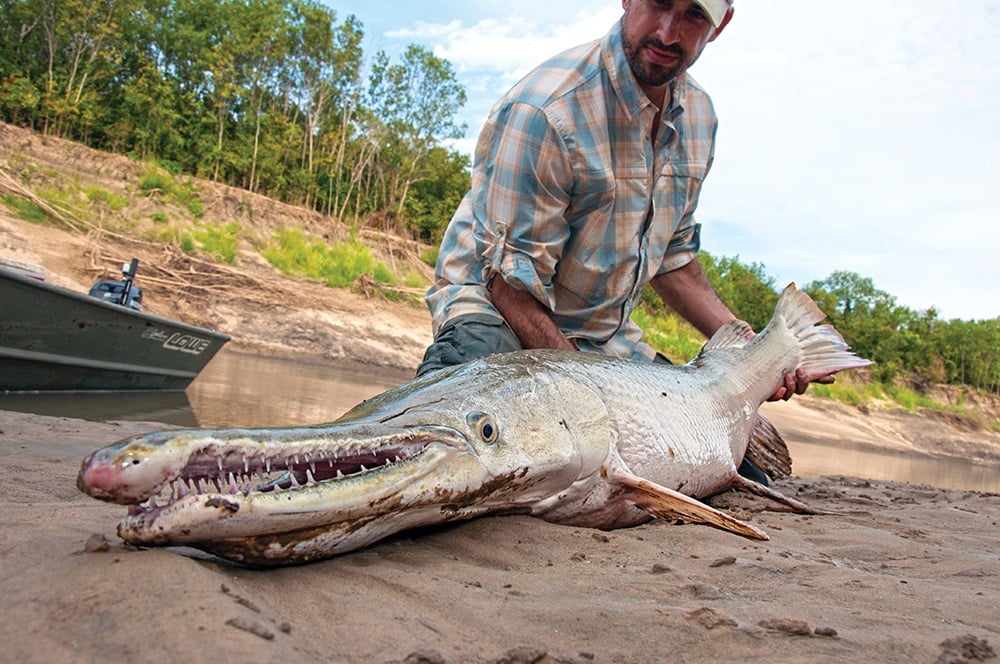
[
  {"x1": 192, "y1": 223, "x2": 241, "y2": 264},
  {"x1": 262, "y1": 229, "x2": 398, "y2": 289},
  {"x1": 139, "y1": 166, "x2": 204, "y2": 217}
]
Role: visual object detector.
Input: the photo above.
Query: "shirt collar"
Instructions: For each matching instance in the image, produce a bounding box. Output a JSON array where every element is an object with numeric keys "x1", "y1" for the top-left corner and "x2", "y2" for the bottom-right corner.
[{"x1": 602, "y1": 19, "x2": 688, "y2": 123}]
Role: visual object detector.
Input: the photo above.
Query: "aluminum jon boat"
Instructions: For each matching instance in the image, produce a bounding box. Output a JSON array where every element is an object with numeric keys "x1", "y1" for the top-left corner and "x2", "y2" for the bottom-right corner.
[{"x1": 0, "y1": 264, "x2": 229, "y2": 392}]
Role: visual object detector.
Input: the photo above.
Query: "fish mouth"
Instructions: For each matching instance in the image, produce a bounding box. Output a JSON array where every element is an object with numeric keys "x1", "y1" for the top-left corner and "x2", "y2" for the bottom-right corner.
[
  {"x1": 125, "y1": 431, "x2": 450, "y2": 507},
  {"x1": 78, "y1": 424, "x2": 474, "y2": 547}
]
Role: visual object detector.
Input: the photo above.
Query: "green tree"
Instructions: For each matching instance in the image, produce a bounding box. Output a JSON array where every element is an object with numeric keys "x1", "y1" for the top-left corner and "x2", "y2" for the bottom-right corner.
[
  {"x1": 805, "y1": 271, "x2": 910, "y2": 380},
  {"x1": 281, "y1": 4, "x2": 363, "y2": 208},
  {"x1": 41, "y1": 0, "x2": 140, "y2": 138},
  {"x1": 697, "y1": 253, "x2": 777, "y2": 331},
  {"x1": 404, "y1": 146, "x2": 471, "y2": 242},
  {"x1": 935, "y1": 318, "x2": 1000, "y2": 392},
  {"x1": 366, "y1": 45, "x2": 466, "y2": 226}
]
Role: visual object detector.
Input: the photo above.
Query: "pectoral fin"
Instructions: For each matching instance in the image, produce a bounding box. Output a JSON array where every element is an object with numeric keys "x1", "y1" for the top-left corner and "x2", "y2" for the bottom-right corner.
[{"x1": 615, "y1": 471, "x2": 769, "y2": 541}]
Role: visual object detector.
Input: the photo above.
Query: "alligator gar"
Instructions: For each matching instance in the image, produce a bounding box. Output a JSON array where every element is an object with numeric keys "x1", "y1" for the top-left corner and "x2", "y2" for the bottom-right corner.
[{"x1": 77, "y1": 284, "x2": 871, "y2": 566}]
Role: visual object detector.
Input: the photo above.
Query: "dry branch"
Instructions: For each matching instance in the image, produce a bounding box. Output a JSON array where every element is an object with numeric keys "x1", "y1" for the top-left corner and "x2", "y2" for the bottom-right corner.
[{"x1": 0, "y1": 168, "x2": 87, "y2": 233}]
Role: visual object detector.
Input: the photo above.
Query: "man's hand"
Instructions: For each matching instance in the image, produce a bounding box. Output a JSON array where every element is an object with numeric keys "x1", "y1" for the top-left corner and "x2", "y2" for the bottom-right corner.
[{"x1": 768, "y1": 368, "x2": 835, "y2": 402}]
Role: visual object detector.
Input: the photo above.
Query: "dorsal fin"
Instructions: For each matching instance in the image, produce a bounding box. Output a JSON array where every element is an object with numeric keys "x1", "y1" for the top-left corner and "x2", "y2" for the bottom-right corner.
[{"x1": 702, "y1": 319, "x2": 755, "y2": 352}]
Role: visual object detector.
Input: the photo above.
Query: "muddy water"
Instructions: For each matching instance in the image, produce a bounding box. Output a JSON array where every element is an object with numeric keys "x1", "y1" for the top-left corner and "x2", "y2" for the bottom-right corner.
[{"x1": 2, "y1": 348, "x2": 997, "y2": 492}]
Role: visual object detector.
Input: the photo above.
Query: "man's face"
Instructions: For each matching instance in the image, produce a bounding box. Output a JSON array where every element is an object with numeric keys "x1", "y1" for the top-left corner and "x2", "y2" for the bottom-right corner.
[{"x1": 621, "y1": 0, "x2": 728, "y2": 93}]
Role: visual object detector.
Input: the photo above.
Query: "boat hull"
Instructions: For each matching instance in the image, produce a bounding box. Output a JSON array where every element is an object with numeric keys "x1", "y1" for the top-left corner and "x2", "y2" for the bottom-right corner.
[{"x1": 0, "y1": 267, "x2": 230, "y2": 392}]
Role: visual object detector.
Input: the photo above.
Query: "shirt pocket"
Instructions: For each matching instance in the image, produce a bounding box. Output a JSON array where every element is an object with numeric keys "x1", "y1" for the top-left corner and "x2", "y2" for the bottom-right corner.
[{"x1": 658, "y1": 157, "x2": 709, "y2": 222}]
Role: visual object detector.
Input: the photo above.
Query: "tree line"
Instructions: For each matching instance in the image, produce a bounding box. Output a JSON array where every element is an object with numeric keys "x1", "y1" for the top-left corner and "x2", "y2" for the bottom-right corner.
[
  {"x1": 0, "y1": 0, "x2": 470, "y2": 241},
  {"x1": 695, "y1": 256, "x2": 999, "y2": 395},
  {"x1": 1, "y1": 0, "x2": 996, "y2": 395}
]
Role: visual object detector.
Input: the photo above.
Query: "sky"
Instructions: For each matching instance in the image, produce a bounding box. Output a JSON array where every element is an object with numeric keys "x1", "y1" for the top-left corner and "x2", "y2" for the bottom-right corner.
[{"x1": 326, "y1": 1, "x2": 1000, "y2": 321}]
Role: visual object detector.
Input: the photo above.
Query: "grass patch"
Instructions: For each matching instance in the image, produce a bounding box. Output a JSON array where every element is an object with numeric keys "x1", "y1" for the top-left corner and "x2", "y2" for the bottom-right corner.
[
  {"x1": 404, "y1": 272, "x2": 427, "y2": 290},
  {"x1": 15, "y1": 163, "x2": 58, "y2": 183},
  {"x1": 882, "y1": 385, "x2": 946, "y2": 412},
  {"x1": 810, "y1": 379, "x2": 989, "y2": 428},
  {"x1": 631, "y1": 307, "x2": 704, "y2": 363},
  {"x1": 809, "y1": 382, "x2": 872, "y2": 406},
  {"x1": 191, "y1": 222, "x2": 241, "y2": 264},
  {"x1": 84, "y1": 186, "x2": 128, "y2": 211},
  {"x1": 420, "y1": 246, "x2": 439, "y2": 269},
  {"x1": 139, "y1": 166, "x2": 204, "y2": 217},
  {"x1": 150, "y1": 222, "x2": 240, "y2": 263},
  {"x1": 139, "y1": 169, "x2": 172, "y2": 193},
  {"x1": 1, "y1": 194, "x2": 51, "y2": 223},
  {"x1": 262, "y1": 228, "x2": 398, "y2": 289}
]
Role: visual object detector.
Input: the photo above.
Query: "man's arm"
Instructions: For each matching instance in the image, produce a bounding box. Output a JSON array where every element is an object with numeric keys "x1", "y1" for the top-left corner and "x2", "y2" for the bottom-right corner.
[
  {"x1": 649, "y1": 259, "x2": 737, "y2": 338},
  {"x1": 488, "y1": 277, "x2": 576, "y2": 350},
  {"x1": 651, "y1": 260, "x2": 825, "y2": 401}
]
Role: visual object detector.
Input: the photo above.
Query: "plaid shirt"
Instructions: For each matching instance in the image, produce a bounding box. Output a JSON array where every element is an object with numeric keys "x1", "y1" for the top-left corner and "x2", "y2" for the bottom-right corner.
[{"x1": 426, "y1": 19, "x2": 718, "y2": 360}]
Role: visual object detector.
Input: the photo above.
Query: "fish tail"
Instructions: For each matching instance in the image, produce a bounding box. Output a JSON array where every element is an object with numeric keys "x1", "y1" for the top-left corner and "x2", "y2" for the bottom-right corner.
[{"x1": 774, "y1": 283, "x2": 874, "y2": 382}]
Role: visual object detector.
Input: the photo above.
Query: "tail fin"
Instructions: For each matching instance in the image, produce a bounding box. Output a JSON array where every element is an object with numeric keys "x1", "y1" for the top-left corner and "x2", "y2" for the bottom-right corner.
[{"x1": 773, "y1": 283, "x2": 873, "y2": 382}]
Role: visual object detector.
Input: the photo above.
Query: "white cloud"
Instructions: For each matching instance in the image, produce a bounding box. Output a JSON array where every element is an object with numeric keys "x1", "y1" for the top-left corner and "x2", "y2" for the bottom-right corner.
[{"x1": 389, "y1": 7, "x2": 619, "y2": 77}]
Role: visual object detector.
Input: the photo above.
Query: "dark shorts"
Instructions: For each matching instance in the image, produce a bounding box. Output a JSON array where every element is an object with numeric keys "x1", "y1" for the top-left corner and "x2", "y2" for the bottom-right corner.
[{"x1": 416, "y1": 315, "x2": 523, "y2": 376}]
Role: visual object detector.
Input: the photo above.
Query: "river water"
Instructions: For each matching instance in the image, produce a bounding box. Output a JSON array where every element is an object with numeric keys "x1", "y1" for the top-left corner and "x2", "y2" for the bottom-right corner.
[{"x1": 3, "y1": 348, "x2": 998, "y2": 493}]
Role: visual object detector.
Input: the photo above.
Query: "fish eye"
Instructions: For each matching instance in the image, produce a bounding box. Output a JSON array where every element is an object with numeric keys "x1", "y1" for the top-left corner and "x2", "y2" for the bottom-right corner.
[{"x1": 467, "y1": 412, "x2": 499, "y2": 444}]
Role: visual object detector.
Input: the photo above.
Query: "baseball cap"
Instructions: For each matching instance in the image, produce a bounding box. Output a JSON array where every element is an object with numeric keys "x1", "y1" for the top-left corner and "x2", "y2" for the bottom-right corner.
[{"x1": 694, "y1": 0, "x2": 733, "y2": 27}]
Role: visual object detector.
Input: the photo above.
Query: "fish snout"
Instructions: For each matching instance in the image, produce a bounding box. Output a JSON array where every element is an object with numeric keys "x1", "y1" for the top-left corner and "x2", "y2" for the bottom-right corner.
[
  {"x1": 77, "y1": 445, "x2": 165, "y2": 504},
  {"x1": 77, "y1": 451, "x2": 124, "y2": 502}
]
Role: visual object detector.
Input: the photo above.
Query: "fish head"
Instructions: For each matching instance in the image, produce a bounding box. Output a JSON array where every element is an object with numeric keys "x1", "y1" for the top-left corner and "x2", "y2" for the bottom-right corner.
[
  {"x1": 76, "y1": 353, "x2": 612, "y2": 565},
  {"x1": 366, "y1": 356, "x2": 614, "y2": 499}
]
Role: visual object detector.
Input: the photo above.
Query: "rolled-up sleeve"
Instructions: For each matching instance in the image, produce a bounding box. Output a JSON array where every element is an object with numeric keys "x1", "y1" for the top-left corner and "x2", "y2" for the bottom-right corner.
[
  {"x1": 477, "y1": 102, "x2": 574, "y2": 310},
  {"x1": 660, "y1": 221, "x2": 701, "y2": 272}
]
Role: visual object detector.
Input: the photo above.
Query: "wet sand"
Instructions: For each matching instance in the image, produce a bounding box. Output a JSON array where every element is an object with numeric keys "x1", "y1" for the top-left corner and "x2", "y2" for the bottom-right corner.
[{"x1": 1, "y1": 407, "x2": 997, "y2": 663}]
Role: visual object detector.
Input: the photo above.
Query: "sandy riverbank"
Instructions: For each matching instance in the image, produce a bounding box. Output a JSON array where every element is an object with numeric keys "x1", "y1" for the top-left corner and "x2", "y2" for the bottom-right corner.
[{"x1": 1, "y1": 408, "x2": 997, "y2": 663}]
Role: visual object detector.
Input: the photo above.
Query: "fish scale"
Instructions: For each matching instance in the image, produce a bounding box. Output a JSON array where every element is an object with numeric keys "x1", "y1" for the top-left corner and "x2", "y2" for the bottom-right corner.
[{"x1": 77, "y1": 284, "x2": 872, "y2": 566}]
